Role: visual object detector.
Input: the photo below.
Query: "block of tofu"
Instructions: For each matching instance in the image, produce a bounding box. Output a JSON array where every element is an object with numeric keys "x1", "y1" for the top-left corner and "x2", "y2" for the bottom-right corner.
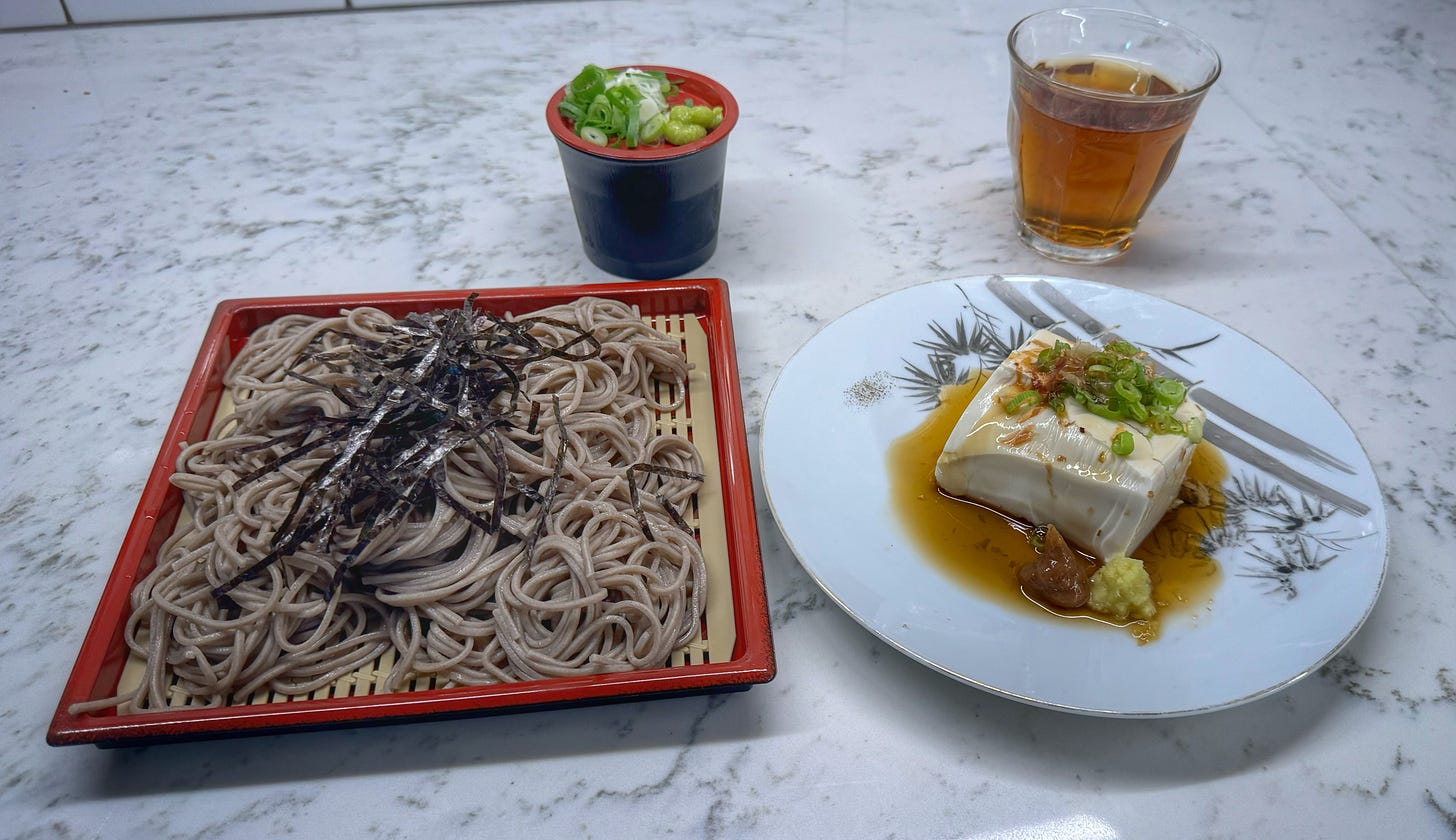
[{"x1": 934, "y1": 330, "x2": 1204, "y2": 561}]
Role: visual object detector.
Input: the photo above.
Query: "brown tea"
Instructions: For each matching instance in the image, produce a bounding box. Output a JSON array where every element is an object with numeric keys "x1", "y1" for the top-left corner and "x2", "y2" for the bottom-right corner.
[{"x1": 1009, "y1": 57, "x2": 1201, "y2": 254}]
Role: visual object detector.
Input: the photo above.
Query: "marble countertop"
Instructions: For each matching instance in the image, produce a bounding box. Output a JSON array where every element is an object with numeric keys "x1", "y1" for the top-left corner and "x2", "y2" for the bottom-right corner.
[{"x1": 3, "y1": 1, "x2": 1454, "y2": 837}]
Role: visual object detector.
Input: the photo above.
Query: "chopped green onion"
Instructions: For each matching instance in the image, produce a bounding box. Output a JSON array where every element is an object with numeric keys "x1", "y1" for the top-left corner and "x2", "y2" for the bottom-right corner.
[
  {"x1": 625, "y1": 100, "x2": 640, "y2": 148},
  {"x1": 1111, "y1": 430, "x2": 1135, "y2": 456},
  {"x1": 1151, "y1": 377, "x2": 1186, "y2": 406},
  {"x1": 1146, "y1": 412, "x2": 1184, "y2": 436},
  {"x1": 1036, "y1": 341, "x2": 1069, "y2": 371},
  {"x1": 640, "y1": 113, "x2": 667, "y2": 143},
  {"x1": 1079, "y1": 395, "x2": 1124, "y2": 421},
  {"x1": 569, "y1": 64, "x2": 608, "y2": 103},
  {"x1": 583, "y1": 95, "x2": 615, "y2": 134},
  {"x1": 557, "y1": 99, "x2": 585, "y2": 123},
  {"x1": 1113, "y1": 379, "x2": 1142, "y2": 403},
  {"x1": 1186, "y1": 415, "x2": 1204, "y2": 443},
  {"x1": 1026, "y1": 335, "x2": 1200, "y2": 442},
  {"x1": 558, "y1": 65, "x2": 687, "y2": 149},
  {"x1": 1001, "y1": 389, "x2": 1041, "y2": 415}
]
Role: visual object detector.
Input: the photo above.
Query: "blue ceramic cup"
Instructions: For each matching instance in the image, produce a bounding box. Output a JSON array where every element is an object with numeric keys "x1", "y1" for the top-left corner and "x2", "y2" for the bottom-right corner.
[{"x1": 547, "y1": 67, "x2": 739, "y2": 280}]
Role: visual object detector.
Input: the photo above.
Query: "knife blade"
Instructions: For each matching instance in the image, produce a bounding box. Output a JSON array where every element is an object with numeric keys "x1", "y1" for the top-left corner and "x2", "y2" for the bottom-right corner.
[
  {"x1": 1197, "y1": 423, "x2": 1369, "y2": 515},
  {"x1": 984, "y1": 276, "x2": 1370, "y2": 516},
  {"x1": 1031, "y1": 279, "x2": 1356, "y2": 474}
]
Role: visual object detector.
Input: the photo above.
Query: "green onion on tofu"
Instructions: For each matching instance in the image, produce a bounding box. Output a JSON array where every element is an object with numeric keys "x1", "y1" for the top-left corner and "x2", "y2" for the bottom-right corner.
[{"x1": 1010, "y1": 336, "x2": 1203, "y2": 454}]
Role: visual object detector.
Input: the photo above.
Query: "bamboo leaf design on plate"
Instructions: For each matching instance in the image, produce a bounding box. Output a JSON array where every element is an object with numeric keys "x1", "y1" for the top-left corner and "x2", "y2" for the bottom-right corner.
[
  {"x1": 1143, "y1": 333, "x2": 1219, "y2": 365},
  {"x1": 1202, "y1": 473, "x2": 1363, "y2": 599},
  {"x1": 895, "y1": 285, "x2": 1028, "y2": 410},
  {"x1": 898, "y1": 353, "x2": 970, "y2": 409}
]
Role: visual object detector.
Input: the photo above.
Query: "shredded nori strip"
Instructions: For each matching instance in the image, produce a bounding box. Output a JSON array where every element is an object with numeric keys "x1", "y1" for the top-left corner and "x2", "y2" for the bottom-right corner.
[
  {"x1": 627, "y1": 463, "x2": 706, "y2": 541},
  {"x1": 655, "y1": 492, "x2": 696, "y2": 536},
  {"x1": 209, "y1": 297, "x2": 608, "y2": 603},
  {"x1": 523, "y1": 396, "x2": 568, "y2": 564}
]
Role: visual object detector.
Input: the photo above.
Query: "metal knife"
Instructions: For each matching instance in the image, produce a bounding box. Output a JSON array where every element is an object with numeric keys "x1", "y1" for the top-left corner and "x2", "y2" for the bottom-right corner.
[
  {"x1": 985, "y1": 276, "x2": 1370, "y2": 516},
  {"x1": 1031, "y1": 278, "x2": 1355, "y2": 474}
]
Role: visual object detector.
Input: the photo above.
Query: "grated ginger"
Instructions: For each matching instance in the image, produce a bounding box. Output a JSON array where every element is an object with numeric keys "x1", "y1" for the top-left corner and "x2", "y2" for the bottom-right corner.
[{"x1": 1087, "y1": 556, "x2": 1156, "y2": 621}]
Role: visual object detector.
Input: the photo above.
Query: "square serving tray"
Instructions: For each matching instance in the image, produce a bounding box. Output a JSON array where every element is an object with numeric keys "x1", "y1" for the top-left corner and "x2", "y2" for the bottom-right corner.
[{"x1": 49, "y1": 278, "x2": 773, "y2": 747}]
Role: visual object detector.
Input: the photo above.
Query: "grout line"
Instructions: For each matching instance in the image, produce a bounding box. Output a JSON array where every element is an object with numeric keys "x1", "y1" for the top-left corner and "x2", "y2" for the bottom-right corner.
[{"x1": 3, "y1": 1, "x2": 522, "y2": 32}]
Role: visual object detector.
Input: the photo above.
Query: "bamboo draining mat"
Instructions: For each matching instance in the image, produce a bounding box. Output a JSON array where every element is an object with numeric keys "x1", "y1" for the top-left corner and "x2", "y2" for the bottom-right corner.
[{"x1": 114, "y1": 310, "x2": 735, "y2": 708}]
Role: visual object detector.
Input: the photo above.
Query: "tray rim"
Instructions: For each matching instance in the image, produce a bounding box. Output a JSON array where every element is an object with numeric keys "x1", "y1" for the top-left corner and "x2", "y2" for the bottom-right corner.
[{"x1": 48, "y1": 277, "x2": 774, "y2": 747}]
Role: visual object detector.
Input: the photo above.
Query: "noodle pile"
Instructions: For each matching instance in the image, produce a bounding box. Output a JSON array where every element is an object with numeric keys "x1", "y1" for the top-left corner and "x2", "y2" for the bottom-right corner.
[{"x1": 79, "y1": 296, "x2": 707, "y2": 713}]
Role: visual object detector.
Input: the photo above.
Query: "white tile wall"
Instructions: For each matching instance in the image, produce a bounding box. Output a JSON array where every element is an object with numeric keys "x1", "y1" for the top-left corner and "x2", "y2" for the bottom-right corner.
[
  {"x1": 0, "y1": 0, "x2": 526, "y2": 30},
  {"x1": 62, "y1": 0, "x2": 343, "y2": 25},
  {"x1": 348, "y1": 1, "x2": 508, "y2": 6},
  {"x1": 0, "y1": 0, "x2": 67, "y2": 28}
]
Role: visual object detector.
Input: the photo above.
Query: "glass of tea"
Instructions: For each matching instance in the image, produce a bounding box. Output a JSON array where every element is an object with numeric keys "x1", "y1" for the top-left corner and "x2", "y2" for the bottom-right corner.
[{"x1": 1007, "y1": 8, "x2": 1221, "y2": 263}]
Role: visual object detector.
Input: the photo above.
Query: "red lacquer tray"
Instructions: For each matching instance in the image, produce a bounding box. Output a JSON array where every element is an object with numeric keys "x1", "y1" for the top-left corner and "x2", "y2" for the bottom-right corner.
[{"x1": 49, "y1": 278, "x2": 773, "y2": 747}]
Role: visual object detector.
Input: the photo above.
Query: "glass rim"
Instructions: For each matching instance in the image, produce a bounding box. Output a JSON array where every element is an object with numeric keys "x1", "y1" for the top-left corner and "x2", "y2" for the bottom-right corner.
[{"x1": 1007, "y1": 7, "x2": 1222, "y2": 103}]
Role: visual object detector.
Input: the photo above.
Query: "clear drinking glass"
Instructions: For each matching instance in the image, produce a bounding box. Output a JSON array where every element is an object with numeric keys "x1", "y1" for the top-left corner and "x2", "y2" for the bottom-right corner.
[{"x1": 1007, "y1": 8, "x2": 1221, "y2": 263}]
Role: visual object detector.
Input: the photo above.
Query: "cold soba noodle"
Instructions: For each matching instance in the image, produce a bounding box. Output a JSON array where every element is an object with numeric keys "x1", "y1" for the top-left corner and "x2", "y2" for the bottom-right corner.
[{"x1": 75, "y1": 297, "x2": 707, "y2": 714}]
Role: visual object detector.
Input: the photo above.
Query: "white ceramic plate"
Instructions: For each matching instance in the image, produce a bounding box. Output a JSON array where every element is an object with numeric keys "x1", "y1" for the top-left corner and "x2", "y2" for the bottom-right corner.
[{"x1": 761, "y1": 275, "x2": 1386, "y2": 717}]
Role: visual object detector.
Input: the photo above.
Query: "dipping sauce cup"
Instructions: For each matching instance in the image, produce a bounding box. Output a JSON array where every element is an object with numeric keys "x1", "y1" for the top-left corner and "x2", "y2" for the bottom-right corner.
[
  {"x1": 547, "y1": 66, "x2": 738, "y2": 280},
  {"x1": 1007, "y1": 8, "x2": 1221, "y2": 263}
]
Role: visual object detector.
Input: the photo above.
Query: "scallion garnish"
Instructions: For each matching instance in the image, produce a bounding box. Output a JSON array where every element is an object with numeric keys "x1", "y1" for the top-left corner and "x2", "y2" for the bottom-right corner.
[
  {"x1": 1113, "y1": 379, "x2": 1142, "y2": 404},
  {"x1": 1010, "y1": 335, "x2": 1199, "y2": 455},
  {"x1": 1151, "y1": 377, "x2": 1186, "y2": 406},
  {"x1": 558, "y1": 65, "x2": 724, "y2": 150},
  {"x1": 1186, "y1": 415, "x2": 1205, "y2": 443},
  {"x1": 1000, "y1": 389, "x2": 1041, "y2": 415},
  {"x1": 1111, "y1": 430, "x2": 1135, "y2": 456}
]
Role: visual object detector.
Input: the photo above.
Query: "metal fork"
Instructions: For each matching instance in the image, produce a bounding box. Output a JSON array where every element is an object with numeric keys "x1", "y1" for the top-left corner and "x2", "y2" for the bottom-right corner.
[{"x1": 984, "y1": 276, "x2": 1370, "y2": 516}]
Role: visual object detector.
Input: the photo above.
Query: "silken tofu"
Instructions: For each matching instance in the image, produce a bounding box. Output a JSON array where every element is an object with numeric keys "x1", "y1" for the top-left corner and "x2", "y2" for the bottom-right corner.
[{"x1": 934, "y1": 329, "x2": 1203, "y2": 561}]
